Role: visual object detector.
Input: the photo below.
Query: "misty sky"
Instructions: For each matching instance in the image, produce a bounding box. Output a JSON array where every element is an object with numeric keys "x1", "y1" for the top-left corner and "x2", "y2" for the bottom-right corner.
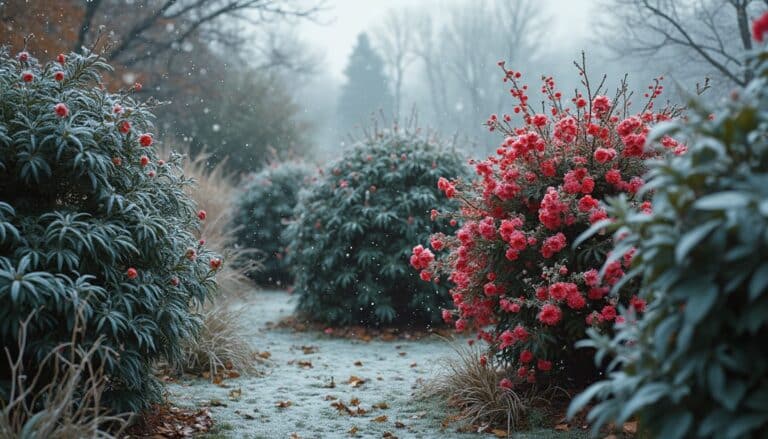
[{"x1": 298, "y1": 0, "x2": 598, "y2": 81}]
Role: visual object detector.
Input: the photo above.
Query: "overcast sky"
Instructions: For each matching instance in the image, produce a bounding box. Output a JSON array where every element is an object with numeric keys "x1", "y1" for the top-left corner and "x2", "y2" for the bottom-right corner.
[{"x1": 298, "y1": 0, "x2": 598, "y2": 81}]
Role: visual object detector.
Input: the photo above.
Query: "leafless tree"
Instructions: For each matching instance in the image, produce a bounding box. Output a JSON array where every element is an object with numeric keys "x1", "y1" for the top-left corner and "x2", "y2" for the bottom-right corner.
[
  {"x1": 372, "y1": 9, "x2": 417, "y2": 118},
  {"x1": 438, "y1": 0, "x2": 545, "y2": 136},
  {"x1": 73, "y1": 0, "x2": 324, "y2": 70},
  {"x1": 599, "y1": 0, "x2": 766, "y2": 87}
]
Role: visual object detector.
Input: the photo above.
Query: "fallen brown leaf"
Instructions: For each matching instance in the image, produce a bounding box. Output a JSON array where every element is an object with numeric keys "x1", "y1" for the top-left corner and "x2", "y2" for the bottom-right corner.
[
  {"x1": 492, "y1": 428, "x2": 508, "y2": 437},
  {"x1": 275, "y1": 400, "x2": 292, "y2": 409},
  {"x1": 372, "y1": 415, "x2": 388, "y2": 423},
  {"x1": 227, "y1": 371, "x2": 241, "y2": 379},
  {"x1": 257, "y1": 351, "x2": 271, "y2": 359},
  {"x1": 348, "y1": 425, "x2": 359, "y2": 436},
  {"x1": 555, "y1": 423, "x2": 570, "y2": 431},
  {"x1": 382, "y1": 432, "x2": 397, "y2": 438},
  {"x1": 228, "y1": 388, "x2": 241, "y2": 401},
  {"x1": 394, "y1": 421, "x2": 405, "y2": 429},
  {"x1": 297, "y1": 360, "x2": 313, "y2": 369},
  {"x1": 372, "y1": 402, "x2": 389, "y2": 410},
  {"x1": 623, "y1": 421, "x2": 638, "y2": 434},
  {"x1": 301, "y1": 345, "x2": 319, "y2": 354},
  {"x1": 348, "y1": 375, "x2": 366, "y2": 387},
  {"x1": 209, "y1": 399, "x2": 227, "y2": 407},
  {"x1": 350, "y1": 398, "x2": 361, "y2": 406},
  {"x1": 409, "y1": 363, "x2": 417, "y2": 368},
  {"x1": 354, "y1": 360, "x2": 363, "y2": 366},
  {"x1": 324, "y1": 395, "x2": 337, "y2": 401},
  {"x1": 398, "y1": 352, "x2": 407, "y2": 356}
]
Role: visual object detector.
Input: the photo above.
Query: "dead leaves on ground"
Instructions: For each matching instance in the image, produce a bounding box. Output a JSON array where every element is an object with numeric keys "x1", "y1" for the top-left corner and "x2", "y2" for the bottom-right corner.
[
  {"x1": 125, "y1": 404, "x2": 213, "y2": 438},
  {"x1": 347, "y1": 375, "x2": 367, "y2": 387},
  {"x1": 272, "y1": 315, "x2": 454, "y2": 341},
  {"x1": 275, "y1": 400, "x2": 292, "y2": 409}
]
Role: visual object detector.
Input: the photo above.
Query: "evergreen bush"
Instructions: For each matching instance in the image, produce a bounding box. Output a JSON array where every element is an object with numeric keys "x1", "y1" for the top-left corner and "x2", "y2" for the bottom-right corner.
[
  {"x1": 0, "y1": 47, "x2": 219, "y2": 412},
  {"x1": 285, "y1": 128, "x2": 467, "y2": 326},
  {"x1": 569, "y1": 32, "x2": 768, "y2": 438},
  {"x1": 233, "y1": 161, "x2": 313, "y2": 286}
]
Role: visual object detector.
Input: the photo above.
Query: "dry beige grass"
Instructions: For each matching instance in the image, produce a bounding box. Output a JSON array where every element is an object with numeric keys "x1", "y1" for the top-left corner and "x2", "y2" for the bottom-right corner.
[
  {"x1": 158, "y1": 143, "x2": 258, "y2": 301},
  {"x1": 178, "y1": 305, "x2": 257, "y2": 377},
  {"x1": 158, "y1": 143, "x2": 258, "y2": 377},
  {"x1": 418, "y1": 342, "x2": 533, "y2": 434},
  {"x1": 0, "y1": 313, "x2": 129, "y2": 438}
]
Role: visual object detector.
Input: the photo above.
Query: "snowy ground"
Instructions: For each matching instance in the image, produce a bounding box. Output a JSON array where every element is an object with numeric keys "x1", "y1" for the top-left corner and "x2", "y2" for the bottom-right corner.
[{"x1": 165, "y1": 290, "x2": 587, "y2": 439}]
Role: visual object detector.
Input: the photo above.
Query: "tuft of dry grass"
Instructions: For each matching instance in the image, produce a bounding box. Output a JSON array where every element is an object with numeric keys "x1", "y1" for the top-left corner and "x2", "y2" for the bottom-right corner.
[
  {"x1": 418, "y1": 342, "x2": 531, "y2": 434},
  {"x1": 177, "y1": 305, "x2": 256, "y2": 377},
  {"x1": 158, "y1": 143, "x2": 258, "y2": 301},
  {"x1": 158, "y1": 143, "x2": 257, "y2": 377},
  {"x1": 0, "y1": 313, "x2": 129, "y2": 438}
]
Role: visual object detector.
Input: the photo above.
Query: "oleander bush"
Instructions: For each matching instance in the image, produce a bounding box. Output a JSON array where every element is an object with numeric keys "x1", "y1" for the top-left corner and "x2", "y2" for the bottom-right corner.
[
  {"x1": 285, "y1": 127, "x2": 468, "y2": 326},
  {"x1": 233, "y1": 161, "x2": 313, "y2": 286},
  {"x1": 412, "y1": 58, "x2": 683, "y2": 387},
  {"x1": 0, "y1": 47, "x2": 219, "y2": 412},
  {"x1": 568, "y1": 28, "x2": 768, "y2": 439}
]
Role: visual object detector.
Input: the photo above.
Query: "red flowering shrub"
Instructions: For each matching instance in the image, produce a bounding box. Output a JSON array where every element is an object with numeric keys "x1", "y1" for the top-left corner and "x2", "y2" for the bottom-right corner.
[{"x1": 413, "y1": 58, "x2": 683, "y2": 386}]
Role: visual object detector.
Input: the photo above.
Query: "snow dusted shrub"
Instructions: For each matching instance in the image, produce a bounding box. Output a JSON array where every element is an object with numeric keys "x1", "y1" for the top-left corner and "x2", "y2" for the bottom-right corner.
[
  {"x1": 569, "y1": 25, "x2": 768, "y2": 438},
  {"x1": 233, "y1": 161, "x2": 313, "y2": 286},
  {"x1": 0, "y1": 48, "x2": 219, "y2": 412},
  {"x1": 285, "y1": 127, "x2": 468, "y2": 326},
  {"x1": 412, "y1": 57, "x2": 683, "y2": 386}
]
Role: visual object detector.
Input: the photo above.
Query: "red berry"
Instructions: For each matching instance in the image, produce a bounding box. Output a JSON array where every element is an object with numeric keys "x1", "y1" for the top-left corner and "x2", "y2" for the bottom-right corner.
[
  {"x1": 112, "y1": 157, "x2": 122, "y2": 166},
  {"x1": 21, "y1": 71, "x2": 33, "y2": 82},
  {"x1": 126, "y1": 267, "x2": 138, "y2": 279},
  {"x1": 140, "y1": 156, "x2": 149, "y2": 167},
  {"x1": 54, "y1": 71, "x2": 65, "y2": 81},
  {"x1": 54, "y1": 103, "x2": 69, "y2": 118},
  {"x1": 57, "y1": 53, "x2": 66, "y2": 64},
  {"x1": 197, "y1": 210, "x2": 207, "y2": 221},
  {"x1": 139, "y1": 133, "x2": 153, "y2": 147},
  {"x1": 134, "y1": 82, "x2": 142, "y2": 91}
]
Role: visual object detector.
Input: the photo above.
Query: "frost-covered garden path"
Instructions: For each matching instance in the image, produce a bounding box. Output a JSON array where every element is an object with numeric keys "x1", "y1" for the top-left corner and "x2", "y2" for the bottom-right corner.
[{"x1": 166, "y1": 290, "x2": 470, "y2": 438}]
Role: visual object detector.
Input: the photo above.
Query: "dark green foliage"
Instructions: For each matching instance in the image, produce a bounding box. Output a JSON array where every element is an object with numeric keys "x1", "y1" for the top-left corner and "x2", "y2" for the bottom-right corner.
[
  {"x1": 568, "y1": 54, "x2": 768, "y2": 437},
  {"x1": 233, "y1": 161, "x2": 313, "y2": 286},
  {"x1": 0, "y1": 48, "x2": 218, "y2": 412},
  {"x1": 337, "y1": 33, "x2": 393, "y2": 137},
  {"x1": 285, "y1": 128, "x2": 468, "y2": 326}
]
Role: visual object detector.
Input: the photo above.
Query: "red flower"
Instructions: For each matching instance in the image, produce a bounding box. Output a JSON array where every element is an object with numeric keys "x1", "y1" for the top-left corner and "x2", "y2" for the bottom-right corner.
[
  {"x1": 197, "y1": 210, "x2": 207, "y2": 221},
  {"x1": 54, "y1": 71, "x2": 65, "y2": 81},
  {"x1": 139, "y1": 156, "x2": 149, "y2": 167},
  {"x1": 17, "y1": 51, "x2": 29, "y2": 62},
  {"x1": 170, "y1": 277, "x2": 180, "y2": 286},
  {"x1": 54, "y1": 103, "x2": 69, "y2": 118},
  {"x1": 210, "y1": 258, "x2": 222, "y2": 270},
  {"x1": 537, "y1": 359, "x2": 552, "y2": 371},
  {"x1": 499, "y1": 378, "x2": 514, "y2": 390},
  {"x1": 113, "y1": 104, "x2": 124, "y2": 114},
  {"x1": 520, "y1": 350, "x2": 533, "y2": 363},
  {"x1": 119, "y1": 121, "x2": 131, "y2": 134},
  {"x1": 57, "y1": 53, "x2": 66, "y2": 64},
  {"x1": 538, "y1": 304, "x2": 562, "y2": 326},
  {"x1": 112, "y1": 157, "x2": 122, "y2": 166},
  {"x1": 185, "y1": 248, "x2": 197, "y2": 260},
  {"x1": 134, "y1": 82, "x2": 143, "y2": 91},
  {"x1": 21, "y1": 71, "x2": 34, "y2": 82},
  {"x1": 753, "y1": 11, "x2": 768, "y2": 42},
  {"x1": 126, "y1": 267, "x2": 138, "y2": 279},
  {"x1": 139, "y1": 133, "x2": 153, "y2": 147},
  {"x1": 601, "y1": 305, "x2": 617, "y2": 321}
]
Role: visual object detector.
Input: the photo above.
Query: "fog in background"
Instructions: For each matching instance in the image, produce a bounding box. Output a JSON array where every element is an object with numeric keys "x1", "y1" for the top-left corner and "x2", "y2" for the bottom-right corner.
[{"x1": 290, "y1": 0, "x2": 715, "y2": 158}]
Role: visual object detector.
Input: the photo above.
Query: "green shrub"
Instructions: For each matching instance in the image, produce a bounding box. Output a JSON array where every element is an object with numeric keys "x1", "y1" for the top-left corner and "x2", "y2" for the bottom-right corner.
[
  {"x1": 568, "y1": 50, "x2": 768, "y2": 438},
  {"x1": 0, "y1": 48, "x2": 219, "y2": 412},
  {"x1": 233, "y1": 161, "x2": 313, "y2": 286},
  {"x1": 285, "y1": 128, "x2": 468, "y2": 326}
]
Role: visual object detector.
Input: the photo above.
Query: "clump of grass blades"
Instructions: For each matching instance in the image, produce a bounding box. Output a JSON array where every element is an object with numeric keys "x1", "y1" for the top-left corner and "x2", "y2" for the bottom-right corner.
[
  {"x1": 418, "y1": 342, "x2": 533, "y2": 434},
  {"x1": 178, "y1": 305, "x2": 256, "y2": 377},
  {"x1": 159, "y1": 144, "x2": 258, "y2": 377},
  {"x1": 1, "y1": 313, "x2": 129, "y2": 438},
  {"x1": 160, "y1": 143, "x2": 258, "y2": 301}
]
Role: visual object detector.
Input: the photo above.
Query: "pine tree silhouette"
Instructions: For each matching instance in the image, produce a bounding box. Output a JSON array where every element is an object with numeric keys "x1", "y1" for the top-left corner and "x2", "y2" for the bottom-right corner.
[{"x1": 337, "y1": 33, "x2": 393, "y2": 138}]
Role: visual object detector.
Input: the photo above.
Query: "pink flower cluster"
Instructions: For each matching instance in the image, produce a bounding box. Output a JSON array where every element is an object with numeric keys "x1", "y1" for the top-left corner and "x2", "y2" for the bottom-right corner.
[{"x1": 412, "y1": 63, "x2": 676, "y2": 384}]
